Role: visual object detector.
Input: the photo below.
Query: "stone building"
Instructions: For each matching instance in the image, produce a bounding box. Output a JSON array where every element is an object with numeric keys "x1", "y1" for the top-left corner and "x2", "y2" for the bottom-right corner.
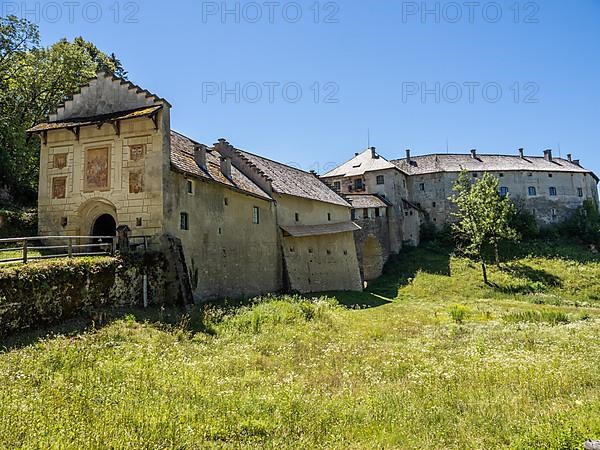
[
  {"x1": 323, "y1": 147, "x2": 599, "y2": 277},
  {"x1": 29, "y1": 72, "x2": 362, "y2": 300},
  {"x1": 393, "y1": 148, "x2": 599, "y2": 226},
  {"x1": 321, "y1": 148, "x2": 423, "y2": 280}
]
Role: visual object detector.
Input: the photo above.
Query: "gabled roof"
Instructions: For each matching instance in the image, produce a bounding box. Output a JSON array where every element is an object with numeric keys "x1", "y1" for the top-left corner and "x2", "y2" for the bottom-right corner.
[
  {"x1": 27, "y1": 105, "x2": 162, "y2": 133},
  {"x1": 236, "y1": 149, "x2": 351, "y2": 207},
  {"x1": 345, "y1": 194, "x2": 391, "y2": 209},
  {"x1": 392, "y1": 153, "x2": 598, "y2": 180},
  {"x1": 322, "y1": 148, "x2": 398, "y2": 178},
  {"x1": 170, "y1": 131, "x2": 272, "y2": 201}
]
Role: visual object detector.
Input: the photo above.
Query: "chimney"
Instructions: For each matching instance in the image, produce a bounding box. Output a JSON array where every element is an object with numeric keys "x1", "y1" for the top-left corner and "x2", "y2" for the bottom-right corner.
[
  {"x1": 406, "y1": 149, "x2": 411, "y2": 163},
  {"x1": 194, "y1": 144, "x2": 206, "y2": 169},
  {"x1": 355, "y1": 152, "x2": 359, "y2": 157},
  {"x1": 518, "y1": 148, "x2": 524, "y2": 159},
  {"x1": 220, "y1": 156, "x2": 231, "y2": 179},
  {"x1": 567, "y1": 153, "x2": 572, "y2": 162},
  {"x1": 470, "y1": 149, "x2": 477, "y2": 159},
  {"x1": 370, "y1": 147, "x2": 377, "y2": 159},
  {"x1": 543, "y1": 149, "x2": 553, "y2": 162},
  {"x1": 573, "y1": 159, "x2": 581, "y2": 167}
]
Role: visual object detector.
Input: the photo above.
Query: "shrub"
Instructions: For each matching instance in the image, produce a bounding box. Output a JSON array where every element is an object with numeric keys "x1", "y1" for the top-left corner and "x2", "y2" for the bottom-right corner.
[
  {"x1": 0, "y1": 208, "x2": 37, "y2": 238},
  {"x1": 447, "y1": 304, "x2": 470, "y2": 324},
  {"x1": 511, "y1": 208, "x2": 539, "y2": 240}
]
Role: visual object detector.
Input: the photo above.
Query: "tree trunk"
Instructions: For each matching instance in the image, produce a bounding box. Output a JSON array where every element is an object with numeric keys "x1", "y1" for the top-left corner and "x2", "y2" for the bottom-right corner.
[
  {"x1": 494, "y1": 242, "x2": 500, "y2": 266},
  {"x1": 481, "y1": 258, "x2": 489, "y2": 285}
]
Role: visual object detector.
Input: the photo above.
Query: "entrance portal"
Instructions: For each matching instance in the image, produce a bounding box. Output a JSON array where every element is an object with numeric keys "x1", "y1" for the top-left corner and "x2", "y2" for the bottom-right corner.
[{"x1": 92, "y1": 214, "x2": 116, "y2": 237}]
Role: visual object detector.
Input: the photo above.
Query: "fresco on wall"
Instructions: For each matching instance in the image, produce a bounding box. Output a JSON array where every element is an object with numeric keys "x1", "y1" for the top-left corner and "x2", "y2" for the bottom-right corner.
[
  {"x1": 129, "y1": 170, "x2": 144, "y2": 194},
  {"x1": 53, "y1": 153, "x2": 67, "y2": 169},
  {"x1": 129, "y1": 144, "x2": 145, "y2": 162},
  {"x1": 85, "y1": 147, "x2": 110, "y2": 191},
  {"x1": 52, "y1": 177, "x2": 67, "y2": 199}
]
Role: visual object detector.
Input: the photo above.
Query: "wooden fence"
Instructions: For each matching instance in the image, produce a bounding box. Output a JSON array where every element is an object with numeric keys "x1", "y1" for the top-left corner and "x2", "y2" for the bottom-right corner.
[{"x1": 0, "y1": 235, "x2": 150, "y2": 264}]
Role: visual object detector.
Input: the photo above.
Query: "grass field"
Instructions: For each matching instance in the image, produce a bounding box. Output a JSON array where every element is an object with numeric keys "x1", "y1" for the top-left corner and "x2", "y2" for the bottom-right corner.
[{"x1": 1, "y1": 241, "x2": 600, "y2": 449}]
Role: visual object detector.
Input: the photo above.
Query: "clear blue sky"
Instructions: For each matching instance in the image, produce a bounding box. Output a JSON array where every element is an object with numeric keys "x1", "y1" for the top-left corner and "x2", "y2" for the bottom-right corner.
[{"x1": 28, "y1": 0, "x2": 600, "y2": 174}]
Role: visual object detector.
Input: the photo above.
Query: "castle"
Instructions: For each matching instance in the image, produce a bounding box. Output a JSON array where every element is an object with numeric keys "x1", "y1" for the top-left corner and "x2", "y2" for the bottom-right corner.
[{"x1": 28, "y1": 73, "x2": 599, "y2": 298}]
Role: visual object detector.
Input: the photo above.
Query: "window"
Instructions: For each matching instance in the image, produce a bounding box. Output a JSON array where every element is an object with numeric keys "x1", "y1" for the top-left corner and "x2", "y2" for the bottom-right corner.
[
  {"x1": 333, "y1": 181, "x2": 341, "y2": 191},
  {"x1": 327, "y1": 213, "x2": 331, "y2": 221},
  {"x1": 419, "y1": 183, "x2": 425, "y2": 191},
  {"x1": 375, "y1": 208, "x2": 380, "y2": 218},
  {"x1": 499, "y1": 173, "x2": 504, "y2": 177},
  {"x1": 180, "y1": 213, "x2": 189, "y2": 230},
  {"x1": 351, "y1": 209, "x2": 356, "y2": 220},
  {"x1": 186, "y1": 180, "x2": 193, "y2": 194},
  {"x1": 578, "y1": 187, "x2": 583, "y2": 197},
  {"x1": 252, "y1": 206, "x2": 260, "y2": 224},
  {"x1": 472, "y1": 173, "x2": 478, "y2": 178},
  {"x1": 363, "y1": 208, "x2": 369, "y2": 219},
  {"x1": 500, "y1": 187, "x2": 509, "y2": 197},
  {"x1": 548, "y1": 174, "x2": 553, "y2": 178},
  {"x1": 551, "y1": 208, "x2": 558, "y2": 220},
  {"x1": 432, "y1": 201, "x2": 436, "y2": 208},
  {"x1": 528, "y1": 186, "x2": 537, "y2": 196},
  {"x1": 136, "y1": 217, "x2": 142, "y2": 227},
  {"x1": 354, "y1": 178, "x2": 364, "y2": 191},
  {"x1": 224, "y1": 197, "x2": 229, "y2": 206},
  {"x1": 549, "y1": 187, "x2": 557, "y2": 196},
  {"x1": 295, "y1": 213, "x2": 299, "y2": 222},
  {"x1": 376, "y1": 175, "x2": 384, "y2": 185}
]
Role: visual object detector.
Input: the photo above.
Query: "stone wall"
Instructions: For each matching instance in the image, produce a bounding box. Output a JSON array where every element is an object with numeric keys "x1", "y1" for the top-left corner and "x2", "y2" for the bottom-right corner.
[
  {"x1": 352, "y1": 216, "x2": 391, "y2": 281},
  {"x1": 0, "y1": 253, "x2": 177, "y2": 336}
]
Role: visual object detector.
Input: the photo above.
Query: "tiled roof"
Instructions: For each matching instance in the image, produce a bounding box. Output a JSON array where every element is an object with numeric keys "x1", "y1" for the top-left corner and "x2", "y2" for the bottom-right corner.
[
  {"x1": 170, "y1": 131, "x2": 272, "y2": 201},
  {"x1": 27, "y1": 105, "x2": 162, "y2": 133},
  {"x1": 322, "y1": 148, "x2": 397, "y2": 178},
  {"x1": 392, "y1": 153, "x2": 597, "y2": 179},
  {"x1": 280, "y1": 221, "x2": 361, "y2": 237},
  {"x1": 346, "y1": 194, "x2": 391, "y2": 209},
  {"x1": 236, "y1": 150, "x2": 351, "y2": 207}
]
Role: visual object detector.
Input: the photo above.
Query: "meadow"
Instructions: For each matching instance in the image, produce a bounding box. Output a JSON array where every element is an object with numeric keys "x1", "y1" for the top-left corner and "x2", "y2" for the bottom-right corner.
[{"x1": 1, "y1": 241, "x2": 600, "y2": 449}]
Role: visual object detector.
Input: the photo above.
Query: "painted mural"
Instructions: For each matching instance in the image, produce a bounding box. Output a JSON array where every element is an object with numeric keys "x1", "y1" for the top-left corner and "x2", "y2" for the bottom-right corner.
[{"x1": 84, "y1": 147, "x2": 110, "y2": 191}]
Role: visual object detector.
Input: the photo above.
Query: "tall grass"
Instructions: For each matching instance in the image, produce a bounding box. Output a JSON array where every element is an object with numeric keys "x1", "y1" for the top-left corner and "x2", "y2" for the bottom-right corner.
[{"x1": 1, "y1": 242, "x2": 600, "y2": 448}]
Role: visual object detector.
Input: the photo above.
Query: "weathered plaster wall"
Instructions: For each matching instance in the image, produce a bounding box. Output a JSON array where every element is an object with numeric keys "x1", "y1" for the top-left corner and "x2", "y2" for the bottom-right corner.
[
  {"x1": 38, "y1": 112, "x2": 168, "y2": 238},
  {"x1": 163, "y1": 172, "x2": 282, "y2": 301},
  {"x1": 276, "y1": 194, "x2": 362, "y2": 292},
  {"x1": 352, "y1": 216, "x2": 391, "y2": 281},
  {"x1": 407, "y1": 170, "x2": 599, "y2": 227}
]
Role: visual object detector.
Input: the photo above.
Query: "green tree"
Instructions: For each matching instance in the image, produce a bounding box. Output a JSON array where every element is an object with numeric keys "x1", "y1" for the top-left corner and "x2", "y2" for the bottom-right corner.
[
  {"x1": 450, "y1": 171, "x2": 519, "y2": 284},
  {"x1": 0, "y1": 16, "x2": 126, "y2": 204}
]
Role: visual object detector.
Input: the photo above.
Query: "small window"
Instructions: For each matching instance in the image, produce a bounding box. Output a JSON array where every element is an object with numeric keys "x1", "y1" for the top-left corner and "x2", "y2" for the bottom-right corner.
[
  {"x1": 548, "y1": 173, "x2": 553, "y2": 178},
  {"x1": 528, "y1": 172, "x2": 533, "y2": 177},
  {"x1": 500, "y1": 187, "x2": 509, "y2": 197},
  {"x1": 354, "y1": 179, "x2": 364, "y2": 191},
  {"x1": 180, "y1": 212, "x2": 189, "y2": 230},
  {"x1": 419, "y1": 183, "x2": 425, "y2": 191},
  {"x1": 186, "y1": 180, "x2": 193, "y2": 194},
  {"x1": 499, "y1": 173, "x2": 504, "y2": 177},
  {"x1": 577, "y1": 187, "x2": 583, "y2": 197},
  {"x1": 224, "y1": 197, "x2": 229, "y2": 206},
  {"x1": 327, "y1": 213, "x2": 331, "y2": 221},
  {"x1": 528, "y1": 186, "x2": 537, "y2": 196},
  {"x1": 136, "y1": 217, "x2": 142, "y2": 227},
  {"x1": 333, "y1": 181, "x2": 341, "y2": 191},
  {"x1": 472, "y1": 173, "x2": 478, "y2": 178},
  {"x1": 375, "y1": 208, "x2": 380, "y2": 218},
  {"x1": 363, "y1": 208, "x2": 369, "y2": 219},
  {"x1": 376, "y1": 175, "x2": 384, "y2": 185},
  {"x1": 551, "y1": 208, "x2": 558, "y2": 219},
  {"x1": 403, "y1": 179, "x2": 406, "y2": 188},
  {"x1": 409, "y1": 210, "x2": 413, "y2": 216},
  {"x1": 295, "y1": 213, "x2": 299, "y2": 222},
  {"x1": 432, "y1": 201, "x2": 436, "y2": 208},
  {"x1": 253, "y1": 206, "x2": 260, "y2": 224},
  {"x1": 549, "y1": 187, "x2": 557, "y2": 196},
  {"x1": 351, "y1": 209, "x2": 356, "y2": 220}
]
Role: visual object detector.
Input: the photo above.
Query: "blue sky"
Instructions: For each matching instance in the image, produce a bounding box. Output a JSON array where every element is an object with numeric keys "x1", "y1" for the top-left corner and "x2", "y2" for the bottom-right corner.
[{"x1": 25, "y1": 0, "x2": 600, "y2": 173}]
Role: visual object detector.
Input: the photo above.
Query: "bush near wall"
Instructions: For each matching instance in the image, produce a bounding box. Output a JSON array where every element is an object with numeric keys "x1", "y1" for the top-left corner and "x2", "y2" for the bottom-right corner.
[
  {"x1": 0, "y1": 253, "x2": 175, "y2": 336},
  {"x1": 0, "y1": 208, "x2": 37, "y2": 238}
]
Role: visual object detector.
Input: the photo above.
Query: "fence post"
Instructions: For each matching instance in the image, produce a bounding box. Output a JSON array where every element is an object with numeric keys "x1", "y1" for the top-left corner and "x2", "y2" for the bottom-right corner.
[
  {"x1": 22, "y1": 239, "x2": 28, "y2": 264},
  {"x1": 68, "y1": 238, "x2": 73, "y2": 258}
]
